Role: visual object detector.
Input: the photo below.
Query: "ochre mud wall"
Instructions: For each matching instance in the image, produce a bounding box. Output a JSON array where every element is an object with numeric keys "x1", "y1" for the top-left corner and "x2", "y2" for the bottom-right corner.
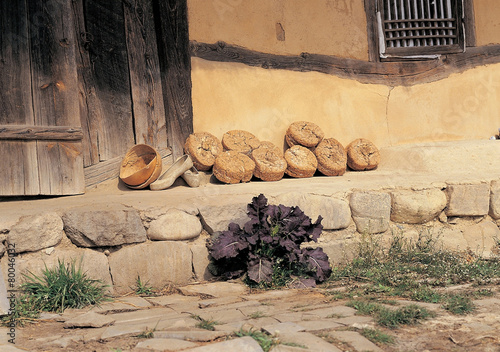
[
  {"x1": 188, "y1": 0, "x2": 369, "y2": 60},
  {"x1": 192, "y1": 58, "x2": 500, "y2": 149},
  {"x1": 474, "y1": 0, "x2": 500, "y2": 46},
  {"x1": 188, "y1": 0, "x2": 500, "y2": 148}
]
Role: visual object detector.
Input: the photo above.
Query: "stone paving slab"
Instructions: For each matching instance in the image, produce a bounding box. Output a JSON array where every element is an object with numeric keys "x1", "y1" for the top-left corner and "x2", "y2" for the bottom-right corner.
[
  {"x1": 277, "y1": 332, "x2": 342, "y2": 352},
  {"x1": 179, "y1": 282, "x2": 249, "y2": 298},
  {"x1": 146, "y1": 294, "x2": 201, "y2": 307},
  {"x1": 134, "y1": 338, "x2": 198, "y2": 351},
  {"x1": 62, "y1": 311, "x2": 115, "y2": 328},
  {"x1": 183, "y1": 336, "x2": 264, "y2": 352},
  {"x1": 92, "y1": 296, "x2": 152, "y2": 313},
  {"x1": 328, "y1": 330, "x2": 384, "y2": 352},
  {"x1": 262, "y1": 322, "x2": 306, "y2": 335},
  {"x1": 153, "y1": 330, "x2": 228, "y2": 342},
  {"x1": 295, "y1": 319, "x2": 343, "y2": 332}
]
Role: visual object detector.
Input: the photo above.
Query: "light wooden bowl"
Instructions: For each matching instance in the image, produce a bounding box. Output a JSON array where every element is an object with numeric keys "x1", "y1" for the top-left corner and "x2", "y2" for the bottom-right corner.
[
  {"x1": 120, "y1": 144, "x2": 161, "y2": 187},
  {"x1": 126, "y1": 152, "x2": 162, "y2": 189}
]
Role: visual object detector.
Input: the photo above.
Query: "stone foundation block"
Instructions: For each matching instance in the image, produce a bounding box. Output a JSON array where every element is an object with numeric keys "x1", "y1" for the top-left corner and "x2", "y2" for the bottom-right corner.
[
  {"x1": 273, "y1": 193, "x2": 351, "y2": 230},
  {"x1": 62, "y1": 209, "x2": 147, "y2": 247},
  {"x1": 445, "y1": 183, "x2": 490, "y2": 217},
  {"x1": 462, "y1": 221, "x2": 500, "y2": 257},
  {"x1": 0, "y1": 247, "x2": 113, "y2": 294},
  {"x1": 7, "y1": 213, "x2": 63, "y2": 253},
  {"x1": 109, "y1": 241, "x2": 193, "y2": 295},
  {"x1": 489, "y1": 180, "x2": 500, "y2": 219},
  {"x1": 436, "y1": 228, "x2": 468, "y2": 253},
  {"x1": 390, "y1": 189, "x2": 447, "y2": 224},
  {"x1": 350, "y1": 192, "x2": 391, "y2": 234},
  {"x1": 199, "y1": 203, "x2": 249, "y2": 234},
  {"x1": 148, "y1": 209, "x2": 202, "y2": 241},
  {"x1": 189, "y1": 234, "x2": 214, "y2": 281}
]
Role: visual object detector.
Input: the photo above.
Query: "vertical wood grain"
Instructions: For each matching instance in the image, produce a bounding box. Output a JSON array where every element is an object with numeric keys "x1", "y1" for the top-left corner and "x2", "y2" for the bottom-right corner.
[
  {"x1": 154, "y1": 0, "x2": 193, "y2": 158},
  {"x1": 84, "y1": 0, "x2": 135, "y2": 161},
  {"x1": 28, "y1": 0, "x2": 84, "y2": 195},
  {"x1": 124, "y1": 0, "x2": 168, "y2": 151},
  {"x1": 72, "y1": 0, "x2": 103, "y2": 167},
  {"x1": 0, "y1": 0, "x2": 39, "y2": 195}
]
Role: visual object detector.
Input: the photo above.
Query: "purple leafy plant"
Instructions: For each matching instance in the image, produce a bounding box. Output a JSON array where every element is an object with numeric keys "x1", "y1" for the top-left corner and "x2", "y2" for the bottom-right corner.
[{"x1": 208, "y1": 194, "x2": 332, "y2": 287}]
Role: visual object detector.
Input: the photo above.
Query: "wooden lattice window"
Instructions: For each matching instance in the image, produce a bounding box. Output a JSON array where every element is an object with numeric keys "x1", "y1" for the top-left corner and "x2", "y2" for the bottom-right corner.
[{"x1": 377, "y1": 0, "x2": 465, "y2": 58}]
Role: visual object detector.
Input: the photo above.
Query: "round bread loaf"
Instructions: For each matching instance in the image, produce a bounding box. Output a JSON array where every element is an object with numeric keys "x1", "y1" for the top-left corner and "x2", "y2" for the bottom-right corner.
[
  {"x1": 285, "y1": 121, "x2": 324, "y2": 148},
  {"x1": 184, "y1": 132, "x2": 223, "y2": 171},
  {"x1": 256, "y1": 141, "x2": 283, "y2": 156},
  {"x1": 314, "y1": 138, "x2": 347, "y2": 176},
  {"x1": 284, "y1": 145, "x2": 317, "y2": 178},
  {"x1": 213, "y1": 151, "x2": 255, "y2": 184},
  {"x1": 346, "y1": 138, "x2": 380, "y2": 171},
  {"x1": 222, "y1": 130, "x2": 261, "y2": 155},
  {"x1": 251, "y1": 147, "x2": 287, "y2": 181}
]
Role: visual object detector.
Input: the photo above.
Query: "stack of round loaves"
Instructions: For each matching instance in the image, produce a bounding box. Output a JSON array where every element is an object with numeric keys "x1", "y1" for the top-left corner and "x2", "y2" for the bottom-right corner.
[
  {"x1": 284, "y1": 121, "x2": 380, "y2": 177},
  {"x1": 184, "y1": 130, "x2": 287, "y2": 184},
  {"x1": 183, "y1": 124, "x2": 380, "y2": 184}
]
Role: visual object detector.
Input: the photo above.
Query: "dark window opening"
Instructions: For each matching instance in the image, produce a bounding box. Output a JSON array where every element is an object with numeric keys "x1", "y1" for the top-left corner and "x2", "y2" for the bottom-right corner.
[{"x1": 377, "y1": 0, "x2": 465, "y2": 59}]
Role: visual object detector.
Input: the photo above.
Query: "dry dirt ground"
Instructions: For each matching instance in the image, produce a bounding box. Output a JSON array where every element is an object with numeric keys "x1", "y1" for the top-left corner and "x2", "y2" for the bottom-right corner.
[{"x1": 9, "y1": 284, "x2": 500, "y2": 352}]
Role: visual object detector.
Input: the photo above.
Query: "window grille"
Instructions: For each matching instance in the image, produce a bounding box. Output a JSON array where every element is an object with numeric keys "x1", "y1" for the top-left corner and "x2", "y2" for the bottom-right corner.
[{"x1": 378, "y1": 0, "x2": 465, "y2": 57}]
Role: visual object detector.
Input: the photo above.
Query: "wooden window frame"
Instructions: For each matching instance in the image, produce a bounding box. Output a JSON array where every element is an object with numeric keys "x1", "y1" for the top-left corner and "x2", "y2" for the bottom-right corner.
[{"x1": 364, "y1": 0, "x2": 476, "y2": 62}]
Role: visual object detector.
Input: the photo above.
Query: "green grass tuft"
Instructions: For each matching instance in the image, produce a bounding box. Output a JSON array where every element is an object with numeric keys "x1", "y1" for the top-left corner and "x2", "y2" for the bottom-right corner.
[
  {"x1": 21, "y1": 259, "x2": 108, "y2": 313},
  {"x1": 360, "y1": 328, "x2": 395, "y2": 345},
  {"x1": 442, "y1": 294, "x2": 475, "y2": 315},
  {"x1": 191, "y1": 314, "x2": 220, "y2": 331},
  {"x1": 234, "y1": 329, "x2": 278, "y2": 352},
  {"x1": 134, "y1": 276, "x2": 155, "y2": 296}
]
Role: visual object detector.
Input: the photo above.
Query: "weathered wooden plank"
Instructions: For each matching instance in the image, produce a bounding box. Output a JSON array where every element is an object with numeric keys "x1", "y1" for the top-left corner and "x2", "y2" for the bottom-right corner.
[
  {"x1": 0, "y1": 141, "x2": 39, "y2": 196},
  {"x1": 190, "y1": 41, "x2": 500, "y2": 87},
  {"x1": 154, "y1": 0, "x2": 193, "y2": 158},
  {"x1": 124, "y1": 0, "x2": 168, "y2": 151},
  {"x1": 0, "y1": 125, "x2": 83, "y2": 141},
  {"x1": 72, "y1": 0, "x2": 104, "y2": 167},
  {"x1": 84, "y1": 147, "x2": 172, "y2": 188},
  {"x1": 0, "y1": 0, "x2": 39, "y2": 196},
  {"x1": 364, "y1": 0, "x2": 379, "y2": 62},
  {"x1": 464, "y1": 0, "x2": 476, "y2": 47},
  {"x1": 28, "y1": 0, "x2": 84, "y2": 195},
  {"x1": 84, "y1": 0, "x2": 135, "y2": 161}
]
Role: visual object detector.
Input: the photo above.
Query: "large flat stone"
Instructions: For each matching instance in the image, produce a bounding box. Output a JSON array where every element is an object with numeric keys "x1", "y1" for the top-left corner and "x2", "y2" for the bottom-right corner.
[
  {"x1": 462, "y1": 221, "x2": 500, "y2": 256},
  {"x1": 390, "y1": 189, "x2": 447, "y2": 224},
  {"x1": 198, "y1": 203, "x2": 249, "y2": 234},
  {"x1": 109, "y1": 242, "x2": 193, "y2": 294},
  {"x1": 277, "y1": 332, "x2": 342, "y2": 352},
  {"x1": 0, "y1": 247, "x2": 113, "y2": 294},
  {"x1": 7, "y1": 212, "x2": 63, "y2": 253},
  {"x1": 183, "y1": 336, "x2": 264, "y2": 352},
  {"x1": 148, "y1": 209, "x2": 202, "y2": 241},
  {"x1": 445, "y1": 182, "x2": 490, "y2": 216},
  {"x1": 350, "y1": 192, "x2": 391, "y2": 234},
  {"x1": 153, "y1": 330, "x2": 228, "y2": 342},
  {"x1": 178, "y1": 282, "x2": 248, "y2": 298},
  {"x1": 62, "y1": 209, "x2": 147, "y2": 247},
  {"x1": 436, "y1": 228, "x2": 468, "y2": 252},
  {"x1": 189, "y1": 235, "x2": 214, "y2": 281},
  {"x1": 273, "y1": 193, "x2": 351, "y2": 230},
  {"x1": 63, "y1": 311, "x2": 115, "y2": 328},
  {"x1": 328, "y1": 331, "x2": 383, "y2": 352},
  {"x1": 489, "y1": 179, "x2": 500, "y2": 219},
  {"x1": 135, "y1": 338, "x2": 198, "y2": 351}
]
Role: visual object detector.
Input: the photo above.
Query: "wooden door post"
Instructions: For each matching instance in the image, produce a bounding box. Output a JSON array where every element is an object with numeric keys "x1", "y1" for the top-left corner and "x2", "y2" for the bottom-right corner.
[{"x1": 154, "y1": 0, "x2": 193, "y2": 159}]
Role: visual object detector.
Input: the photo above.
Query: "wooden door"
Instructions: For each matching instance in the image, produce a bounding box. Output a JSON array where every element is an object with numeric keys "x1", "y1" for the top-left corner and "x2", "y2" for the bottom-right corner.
[{"x1": 0, "y1": 0, "x2": 84, "y2": 196}]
